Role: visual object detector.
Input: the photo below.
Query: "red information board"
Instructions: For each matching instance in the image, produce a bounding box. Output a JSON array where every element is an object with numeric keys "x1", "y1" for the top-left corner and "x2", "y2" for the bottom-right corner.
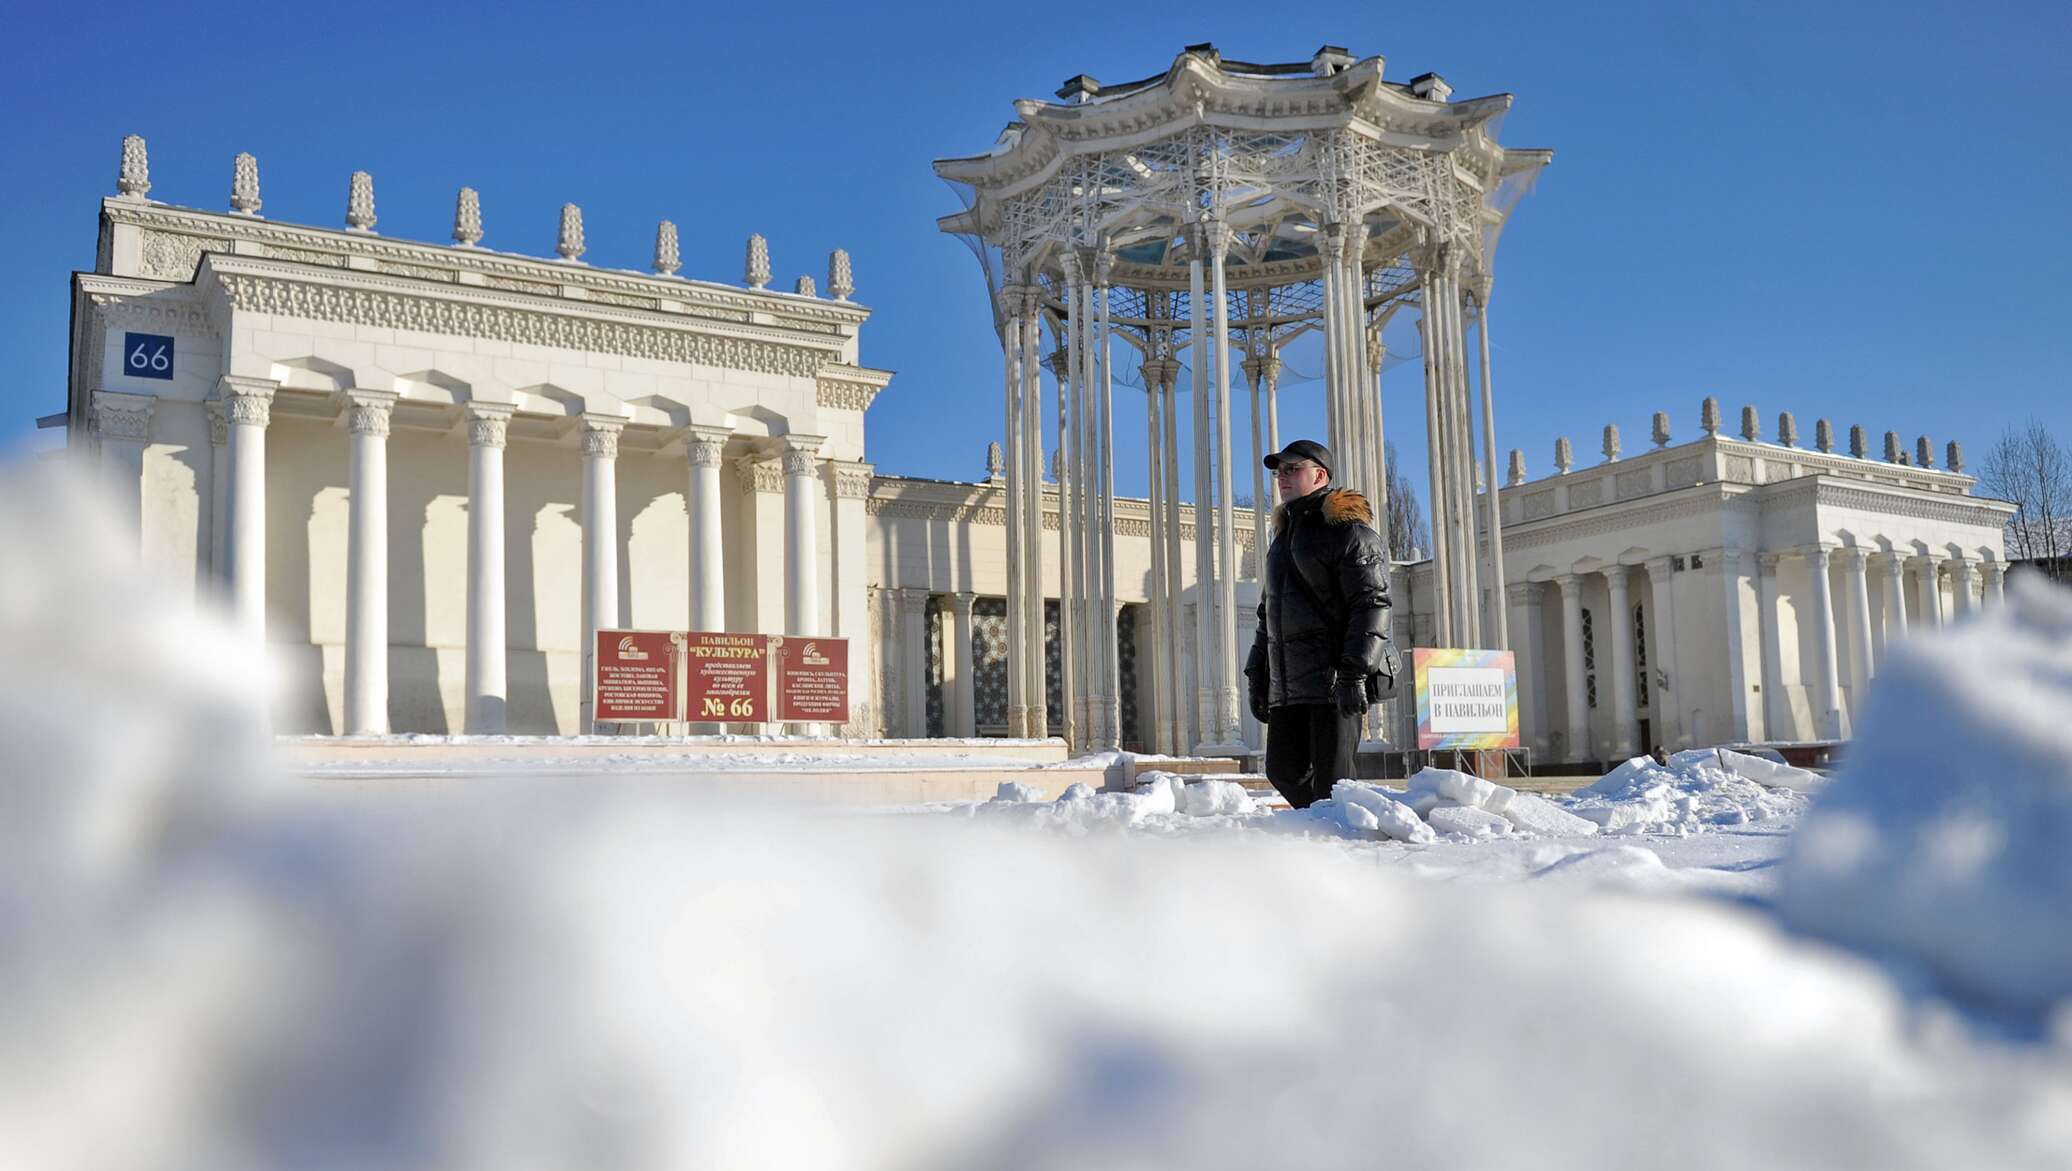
[
  {"x1": 773, "y1": 636, "x2": 850, "y2": 723},
  {"x1": 593, "y1": 630, "x2": 683, "y2": 722},
  {"x1": 684, "y1": 632, "x2": 770, "y2": 723}
]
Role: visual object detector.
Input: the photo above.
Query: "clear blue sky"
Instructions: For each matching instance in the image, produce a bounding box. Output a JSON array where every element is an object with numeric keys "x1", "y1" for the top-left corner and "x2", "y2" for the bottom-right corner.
[{"x1": 5, "y1": 0, "x2": 2067, "y2": 506}]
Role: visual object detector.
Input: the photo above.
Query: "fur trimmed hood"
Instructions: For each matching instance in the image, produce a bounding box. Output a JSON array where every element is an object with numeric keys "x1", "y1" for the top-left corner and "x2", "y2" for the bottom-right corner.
[{"x1": 1322, "y1": 488, "x2": 1373, "y2": 526}]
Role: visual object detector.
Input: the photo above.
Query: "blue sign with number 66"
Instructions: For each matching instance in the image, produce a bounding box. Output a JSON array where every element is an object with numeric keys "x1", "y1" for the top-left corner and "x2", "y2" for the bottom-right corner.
[{"x1": 124, "y1": 332, "x2": 175, "y2": 381}]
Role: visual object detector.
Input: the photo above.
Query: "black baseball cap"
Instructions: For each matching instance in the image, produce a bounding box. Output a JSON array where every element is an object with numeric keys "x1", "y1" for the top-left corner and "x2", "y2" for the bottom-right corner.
[{"x1": 1264, "y1": 439, "x2": 1333, "y2": 478}]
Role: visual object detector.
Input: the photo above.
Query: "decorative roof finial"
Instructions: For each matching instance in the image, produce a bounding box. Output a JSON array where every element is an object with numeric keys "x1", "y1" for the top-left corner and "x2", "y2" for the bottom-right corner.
[
  {"x1": 1554, "y1": 436, "x2": 1573, "y2": 475},
  {"x1": 1884, "y1": 431, "x2": 1903, "y2": 463},
  {"x1": 986, "y1": 441, "x2": 1004, "y2": 479},
  {"x1": 1777, "y1": 411, "x2": 1798, "y2": 448},
  {"x1": 1651, "y1": 411, "x2": 1671, "y2": 448},
  {"x1": 829, "y1": 248, "x2": 854, "y2": 301},
  {"x1": 557, "y1": 203, "x2": 585, "y2": 262},
  {"x1": 794, "y1": 274, "x2": 817, "y2": 297},
  {"x1": 653, "y1": 220, "x2": 681, "y2": 276},
  {"x1": 1507, "y1": 448, "x2": 1526, "y2": 487},
  {"x1": 1815, "y1": 419, "x2": 1834, "y2": 453},
  {"x1": 230, "y1": 152, "x2": 261, "y2": 216},
  {"x1": 745, "y1": 234, "x2": 771, "y2": 289},
  {"x1": 1700, "y1": 396, "x2": 1721, "y2": 437},
  {"x1": 1602, "y1": 423, "x2": 1622, "y2": 463},
  {"x1": 453, "y1": 188, "x2": 483, "y2": 247},
  {"x1": 345, "y1": 171, "x2": 376, "y2": 233},
  {"x1": 1915, "y1": 435, "x2": 1935, "y2": 469},
  {"x1": 1740, "y1": 405, "x2": 1760, "y2": 442},
  {"x1": 1850, "y1": 425, "x2": 1868, "y2": 459},
  {"x1": 117, "y1": 134, "x2": 151, "y2": 200},
  {"x1": 1946, "y1": 440, "x2": 1965, "y2": 474}
]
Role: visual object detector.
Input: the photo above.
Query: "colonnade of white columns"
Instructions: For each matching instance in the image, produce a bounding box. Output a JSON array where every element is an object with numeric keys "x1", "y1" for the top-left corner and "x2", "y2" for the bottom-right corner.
[
  {"x1": 1532, "y1": 544, "x2": 2008, "y2": 763},
  {"x1": 201, "y1": 375, "x2": 841, "y2": 736}
]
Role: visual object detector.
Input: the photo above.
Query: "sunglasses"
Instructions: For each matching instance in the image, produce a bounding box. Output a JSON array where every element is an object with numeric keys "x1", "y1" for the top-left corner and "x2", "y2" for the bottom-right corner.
[{"x1": 1273, "y1": 462, "x2": 1320, "y2": 476}]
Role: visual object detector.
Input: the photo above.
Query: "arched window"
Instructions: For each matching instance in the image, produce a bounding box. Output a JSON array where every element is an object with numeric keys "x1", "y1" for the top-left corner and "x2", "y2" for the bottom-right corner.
[{"x1": 1581, "y1": 607, "x2": 1597, "y2": 709}]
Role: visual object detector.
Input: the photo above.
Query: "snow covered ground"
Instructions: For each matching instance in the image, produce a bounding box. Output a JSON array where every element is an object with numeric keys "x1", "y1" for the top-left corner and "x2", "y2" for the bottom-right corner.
[{"x1": 5, "y1": 462, "x2": 2072, "y2": 1169}]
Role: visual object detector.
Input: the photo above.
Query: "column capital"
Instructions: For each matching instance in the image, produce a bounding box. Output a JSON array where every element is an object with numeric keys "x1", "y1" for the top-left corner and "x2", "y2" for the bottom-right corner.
[
  {"x1": 1506, "y1": 581, "x2": 1542, "y2": 605},
  {"x1": 1600, "y1": 563, "x2": 1631, "y2": 589},
  {"x1": 950, "y1": 590, "x2": 977, "y2": 617},
  {"x1": 218, "y1": 375, "x2": 278, "y2": 427},
  {"x1": 1800, "y1": 543, "x2": 1835, "y2": 566},
  {"x1": 1059, "y1": 250, "x2": 1084, "y2": 288},
  {"x1": 1642, "y1": 554, "x2": 1675, "y2": 576},
  {"x1": 1316, "y1": 220, "x2": 1349, "y2": 263},
  {"x1": 341, "y1": 388, "x2": 398, "y2": 438},
  {"x1": 1758, "y1": 550, "x2": 1789, "y2": 570},
  {"x1": 828, "y1": 459, "x2": 875, "y2": 499},
  {"x1": 1879, "y1": 550, "x2": 1911, "y2": 576},
  {"x1": 91, "y1": 390, "x2": 156, "y2": 443},
  {"x1": 893, "y1": 586, "x2": 931, "y2": 614},
  {"x1": 781, "y1": 433, "x2": 828, "y2": 477},
  {"x1": 1948, "y1": 555, "x2": 1979, "y2": 576},
  {"x1": 577, "y1": 413, "x2": 625, "y2": 459},
  {"x1": 1554, "y1": 573, "x2": 1583, "y2": 599},
  {"x1": 1835, "y1": 546, "x2": 1874, "y2": 570},
  {"x1": 206, "y1": 398, "x2": 229, "y2": 446},
  {"x1": 684, "y1": 423, "x2": 733, "y2": 468},
  {"x1": 463, "y1": 401, "x2": 514, "y2": 450},
  {"x1": 1199, "y1": 218, "x2": 1234, "y2": 258},
  {"x1": 1909, "y1": 553, "x2": 1945, "y2": 574},
  {"x1": 1239, "y1": 354, "x2": 1282, "y2": 385},
  {"x1": 996, "y1": 284, "x2": 1026, "y2": 321},
  {"x1": 1982, "y1": 560, "x2": 2008, "y2": 583},
  {"x1": 734, "y1": 455, "x2": 784, "y2": 495}
]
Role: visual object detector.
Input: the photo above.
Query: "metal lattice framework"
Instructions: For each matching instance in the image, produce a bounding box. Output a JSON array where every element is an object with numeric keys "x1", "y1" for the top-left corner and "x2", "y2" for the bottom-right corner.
[{"x1": 937, "y1": 45, "x2": 1550, "y2": 753}]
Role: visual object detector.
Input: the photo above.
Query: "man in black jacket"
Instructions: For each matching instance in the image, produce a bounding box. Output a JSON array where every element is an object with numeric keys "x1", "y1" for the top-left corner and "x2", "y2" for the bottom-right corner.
[{"x1": 1245, "y1": 440, "x2": 1393, "y2": 809}]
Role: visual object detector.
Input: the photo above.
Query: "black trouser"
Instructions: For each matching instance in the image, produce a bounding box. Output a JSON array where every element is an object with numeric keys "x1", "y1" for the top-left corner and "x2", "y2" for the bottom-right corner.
[{"x1": 1264, "y1": 703, "x2": 1361, "y2": 809}]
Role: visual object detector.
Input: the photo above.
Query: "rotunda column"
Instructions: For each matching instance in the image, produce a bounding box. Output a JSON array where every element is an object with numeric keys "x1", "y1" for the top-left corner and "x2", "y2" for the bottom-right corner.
[
  {"x1": 1949, "y1": 557, "x2": 1979, "y2": 618},
  {"x1": 1642, "y1": 555, "x2": 1679, "y2": 748},
  {"x1": 1983, "y1": 561, "x2": 2007, "y2": 608},
  {"x1": 1757, "y1": 552, "x2": 1788, "y2": 741},
  {"x1": 1204, "y1": 217, "x2": 1243, "y2": 751},
  {"x1": 343, "y1": 389, "x2": 397, "y2": 736},
  {"x1": 220, "y1": 376, "x2": 277, "y2": 640},
  {"x1": 949, "y1": 590, "x2": 977, "y2": 738},
  {"x1": 686, "y1": 425, "x2": 733, "y2": 632},
  {"x1": 782, "y1": 434, "x2": 827, "y2": 636},
  {"x1": 463, "y1": 402, "x2": 513, "y2": 734},
  {"x1": 998, "y1": 285, "x2": 1028, "y2": 738},
  {"x1": 1879, "y1": 553, "x2": 1910, "y2": 656},
  {"x1": 1912, "y1": 556, "x2": 1944, "y2": 629},
  {"x1": 1839, "y1": 547, "x2": 1875, "y2": 719},
  {"x1": 1473, "y1": 285, "x2": 1509, "y2": 649},
  {"x1": 90, "y1": 390, "x2": 154, "y2": 543},
  {"x1": 1158, "y1": 360, "x2": 1190, "y2": 752}
]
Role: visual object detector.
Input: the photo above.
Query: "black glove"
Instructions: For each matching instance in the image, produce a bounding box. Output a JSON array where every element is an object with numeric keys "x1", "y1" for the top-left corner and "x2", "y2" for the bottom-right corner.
[
  {"x1": 1334, "y1": 672, "x2": 1368, "y2": 719},
  {"x1": 1248, "y1": 678, "x2": 1271, "y2": 725}
]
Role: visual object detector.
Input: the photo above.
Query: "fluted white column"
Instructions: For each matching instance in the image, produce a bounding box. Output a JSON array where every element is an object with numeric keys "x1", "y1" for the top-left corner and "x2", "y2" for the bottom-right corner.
[
  {"x1": 206, "y1": 401, "x2": 228, "y2": 585},
  {"x1": 1473, "y1": 288, "x2": 1508, "y2": 650},
  {"x1": 1157, "y1": 363, "x2": 1189, "y2": 753},
  {"x1": 949, "y1": 591, "x2": 977, "y2": 738},
  {"x1": 1880, "y1": 553, "x2": 1910, "y2": 657},
  {"x1": 1722, "y1": 550, "x2": 1757, "y2": 744},
  {"x1": 1642, "y1": 556, "x2": 1679, "y2": 748},
  {"x1": 1983, "y1": 562, "x2": 2007, "y2": 608},
  {"x1": 1950, "y1": 558, "x2": 1979, "y2": 618},
  {"x1": 1145, "y1": 371, "x2": 1173, "y2": 755},
  {"x1": 1243, "y1": 357, "x2": 1268, "y2": 580},
  {"x1": 90, "y1": 390, "x2": 154, "y2": 543},
  {"x1": 686, "y1": 425, "x2": 732, "y2": 631},
  {"x1": 1805, "y1": 546, "x2": 1844, "y2": 740},
  {"x1": 1603, "y1": 566, "x2": 1638, "y2": 758},
  {"x1": 464, "y1": 402, "x2": 512, "y2": 733},
  {"x1": 1557, "y1": 574, "x2": 1590, "y2": 762},
  {"x1": 343, "y1": 390, "x2": 397, "y2": 735},
  {"x1": 782, "y1": 434, "x2": 827, "y2": 635},
  {"x1": 1020, "y1": 286, "x2": 1046, "y2": 737},
  {"x1": 1204, "y1": 218, "x2": 1243, "y2": 752},
  {"x1": 1187, "y1": 226, "x2": 1217, "y2": 753},
  {"x1": 1757, "y1": 553, "x2": 1787, "y2": 741},
  {"x1": 1840, "y1": 548, "x2": 1875, "y2": 718},
  {"x1": 1094, "y1": 262, "x2": 1122, "y2": 748},
  {"x1": 578, "y1": 413, "x2": 623, "y2": 732},
  {"x1": 1913, "y1": 556, "x2": 1944, "y2": 630},
  {"x1": 899, "y1": 589, "x2": 929, "y2": 738},
  {"x1": 220, "y1": 376, "x2": 276, "y2": 639},
  {"x1": 999, "y1": 287, "x2": 1028, "y2": 738},
  {"x1": 1058, "y1": 258, "x2": 1085, "y2": 747},
  {"x1": 1507, "y1": 582, "x2": 1547, "y2": 755}
]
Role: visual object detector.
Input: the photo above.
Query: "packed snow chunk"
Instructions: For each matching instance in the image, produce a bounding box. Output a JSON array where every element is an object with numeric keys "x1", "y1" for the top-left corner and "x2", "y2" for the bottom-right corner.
[
  {"x1": 1566, "y1": 750, "x2": 1807, "y2": 835},
  {"x1": 1055, "y1": 782, "x2": 1097, "y2": 803},
  {"x1": 1340, "y1": 799, "x2": 1382, "y2": 835},
  {"x1": 1176, "y1": 778, "x2": 1256, "y2": 818},
  {"x1": 1672, "y1": 747, "x2": 1825, "y2": 793},
  {"x1": 1583, "y1": 755, "x2": 1678, "y2": 798},
  {"x1": 1333, "y1": 781, "x2": 1436, "y2": 843},
  {"x1": 1500, "y1": 791, "x2": 1600, "y2": 838},
  {"x1": 991, "y1": 781, "x2": 1043, "y2": 804},
  {"x1": 1406, "y1": 766, "x2": 1516, "y2": 814},
  {"x1": 1128, "y1": 774, "x2": 1179, "y2": 817},
  {"x1": 1426, "y1": 804, "x2": 1513, "y2": 840},
  {"x1": 1530, "y1": 845, "x2": 1673, "y2": 887},
  {"x1": 1779, "y1": 574, "x2": 2072, "y2": 1018}
]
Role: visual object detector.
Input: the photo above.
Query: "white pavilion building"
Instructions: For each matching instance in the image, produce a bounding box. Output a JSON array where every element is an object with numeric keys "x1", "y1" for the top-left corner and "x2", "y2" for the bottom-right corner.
[{"x1": 56, "y1": 47, "x2": 2014, "y2": 768}]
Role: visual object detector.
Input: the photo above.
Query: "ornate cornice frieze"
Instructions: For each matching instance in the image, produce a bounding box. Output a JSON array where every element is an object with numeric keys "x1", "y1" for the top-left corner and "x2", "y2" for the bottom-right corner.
[
  {"x1": 203, "y1": 263, "x2": 834, "y2": 378},
  {"x1": 104, "y1": 200, "x2": 871, "y2": 330},
  {"x1": 90, "y1": 391, "x2": 154, "y2": 443},
  {"x1": 829, "y1": 460, "x2": 876, "y2": 499},
  {"x1": 1765, "y1": 479, "x2": 2015, "y2": 530},
  {"x1": 82, "y1": 281, "x2": 217, "y2": 337},
  {"x1": 814, "y1": 364, "x2": 895, "y2": 412},
  {"x1": 1505, "y1": 489, "x2": 1732, "y2": 551}
]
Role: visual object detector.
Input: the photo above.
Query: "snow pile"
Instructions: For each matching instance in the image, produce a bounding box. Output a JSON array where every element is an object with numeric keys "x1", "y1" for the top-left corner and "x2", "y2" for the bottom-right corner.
[
  {"x1": 1779, "y1": 574, "x2": 2072, "y2": 1019},
  {"x1": 1314, "y1": 770, "x2": 1598, "y2": 842},
  {"x1": 973, "y1": 772, "x2": 1253, "y2": 832},
  {"x1": 1566, "y1": 749, "x2": 1817, "y2": 835}
]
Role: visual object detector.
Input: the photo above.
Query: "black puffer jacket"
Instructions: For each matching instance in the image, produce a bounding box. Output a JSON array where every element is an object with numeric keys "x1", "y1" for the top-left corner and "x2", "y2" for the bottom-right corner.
[{"x1": 1246, "y1": 486, "x2": 1392, "y2": 708}]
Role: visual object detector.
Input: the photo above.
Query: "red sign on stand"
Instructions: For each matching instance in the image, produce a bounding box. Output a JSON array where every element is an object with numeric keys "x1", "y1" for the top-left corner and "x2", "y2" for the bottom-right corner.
[
  {"x1": 594, "y1": 630, "x2": 683, "y2": 722},
  {"x1": 684, "y1": 632, "x2": 771, "y2": 723},
  {"x1": 773, "y1": 636, "x2": 850, "y2": 723}
]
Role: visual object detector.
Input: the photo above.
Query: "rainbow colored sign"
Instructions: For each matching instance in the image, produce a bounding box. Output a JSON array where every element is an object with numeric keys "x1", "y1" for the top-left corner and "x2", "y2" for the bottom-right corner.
[{"x1": 1414, "y1": 648, "x2": 1520, "y2": 750}]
